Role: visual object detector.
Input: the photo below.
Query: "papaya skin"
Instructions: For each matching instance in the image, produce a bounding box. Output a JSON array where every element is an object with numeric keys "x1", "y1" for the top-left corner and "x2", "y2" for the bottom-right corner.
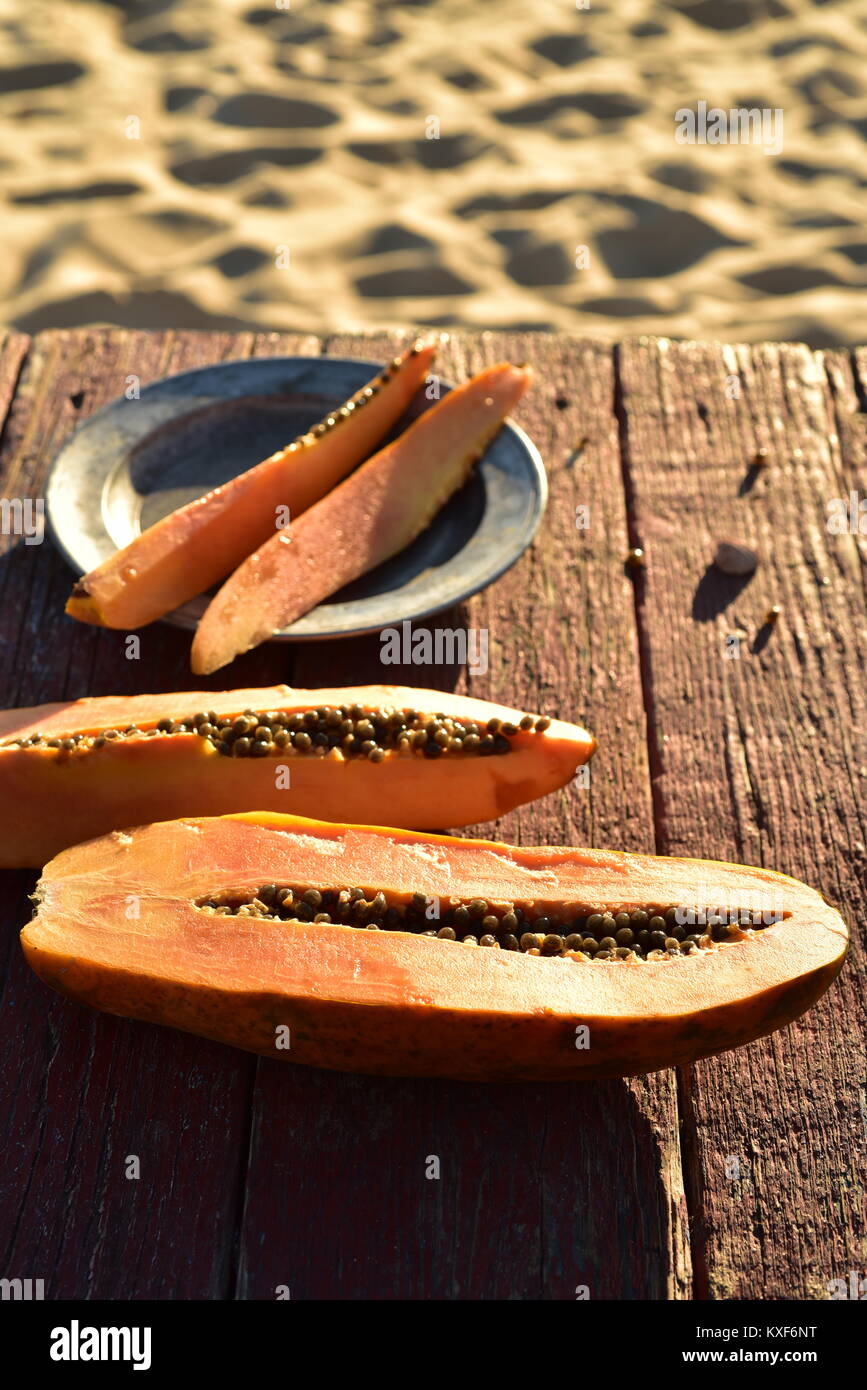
[
  {"x1": 65, "y1": 338, "x2": 440, "y2": 631},
  {"x1": 191, "y1": 363, "x2": 531, "y2": 674},
  {"x1": 22, "y1": 813, "x2": 848, "y2": 1082},
  {"x1": 0, "y1": 685, "x2": 595, "y2": 867}
]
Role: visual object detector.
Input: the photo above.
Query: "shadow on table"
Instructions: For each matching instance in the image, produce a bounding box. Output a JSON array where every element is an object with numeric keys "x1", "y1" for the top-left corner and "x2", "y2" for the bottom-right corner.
[
  {"x1": 691, "y1": 564, "x2": 754, "y2": 622},
  {"x1": 238, "y1": 1058, "x2": 679, "y2": 1300}
]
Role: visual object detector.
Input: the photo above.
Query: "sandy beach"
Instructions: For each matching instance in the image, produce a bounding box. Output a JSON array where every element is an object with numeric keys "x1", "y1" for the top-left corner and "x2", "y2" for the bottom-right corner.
[{"x1": 1, "y1": 0, "x2": 866, "y2": 346}]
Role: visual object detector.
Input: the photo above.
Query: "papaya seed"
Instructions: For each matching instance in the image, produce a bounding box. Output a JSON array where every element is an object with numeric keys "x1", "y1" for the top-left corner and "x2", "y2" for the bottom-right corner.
[{"x1": 194, "y1": 884, "x2": 779, "y2": 961}]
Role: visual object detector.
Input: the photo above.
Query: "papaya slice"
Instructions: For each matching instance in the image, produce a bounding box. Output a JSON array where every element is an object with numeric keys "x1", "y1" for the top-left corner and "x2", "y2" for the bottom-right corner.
[
  {"x1": 191, "y1": 363, "x2": 531, "y2": 674},
  {"x1": 65, "y1": 338, "x2": 439, "y2": 631},
  {"x1": 22, "y1": 812, "x2": 847, "y2": 1081},
  {"x1": 0, "y1": 684, "x2": 595, "y2": 867}
]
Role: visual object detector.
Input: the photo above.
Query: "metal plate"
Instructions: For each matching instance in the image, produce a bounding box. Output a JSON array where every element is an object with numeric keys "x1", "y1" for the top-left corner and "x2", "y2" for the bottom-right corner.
[{"x1": 46, "y1": 355, "x2": 548, "y2": 640}]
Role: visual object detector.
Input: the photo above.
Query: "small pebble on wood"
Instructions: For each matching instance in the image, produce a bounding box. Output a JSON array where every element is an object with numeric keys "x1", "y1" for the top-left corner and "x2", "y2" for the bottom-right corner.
[{"x1": 714, "y1": 540, "x2": 759, "y2": 576}]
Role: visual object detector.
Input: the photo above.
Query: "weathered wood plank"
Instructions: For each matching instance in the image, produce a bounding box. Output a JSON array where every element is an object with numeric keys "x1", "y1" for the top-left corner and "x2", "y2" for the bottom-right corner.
[
  {"x1": 236, "y1": 331, "x2": 691, "y2": 1299},
  {"x1": 0, "y1": 331, "x2": 29, "y2": 442},
  {"x1": 0, "y1": 328, "x2": 319, "y2": 1298},
  {"x1": 617, "y1": 336, "x2": 867, "y2": 1299},
  {"x1": 823, "y1": 348, "x2": 867, "y2": 575}
]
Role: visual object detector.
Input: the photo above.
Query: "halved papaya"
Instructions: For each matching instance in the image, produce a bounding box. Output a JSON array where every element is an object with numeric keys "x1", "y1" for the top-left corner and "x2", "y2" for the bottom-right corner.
[
  {"x1": 22, "y1": 812, "x2": 847, "y2": 1081},
  {"x1": 190, "y1": 363, "x2": 531, "y2": 673},
  {"x1": 0, "y1": 684, "x2": 595, "y2": 867},
  {"x1": 65, "y1": 338, "x2": 439, "y2": 631}
]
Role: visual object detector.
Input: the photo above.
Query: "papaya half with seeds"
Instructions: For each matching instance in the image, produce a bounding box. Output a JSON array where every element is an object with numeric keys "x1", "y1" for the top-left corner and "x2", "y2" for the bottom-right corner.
[
  {"x1": 65, "y1": 337, "x2": 440, "y2": 631},
  {"x1": 191, "y1": 362, "x2": 531, "y2": 673},
  {"x1": 22, "y1": 813, "x2": 847, "y2": 1081},
  {"x1": 0, "y1": 684, "x2": 594, "y2": 867}
]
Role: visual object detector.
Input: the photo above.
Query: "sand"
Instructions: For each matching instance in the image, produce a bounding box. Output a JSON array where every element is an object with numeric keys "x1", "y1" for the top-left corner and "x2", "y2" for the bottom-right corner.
[{"x1": 1, "y1": 0, "x2": 866, "y2": 347}]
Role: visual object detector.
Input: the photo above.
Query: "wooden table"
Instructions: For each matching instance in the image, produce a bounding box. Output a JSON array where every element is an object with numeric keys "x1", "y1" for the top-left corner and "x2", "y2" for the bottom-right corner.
[{"x1": 0, "y1": 328, "x2": 863, "y2": 1301}]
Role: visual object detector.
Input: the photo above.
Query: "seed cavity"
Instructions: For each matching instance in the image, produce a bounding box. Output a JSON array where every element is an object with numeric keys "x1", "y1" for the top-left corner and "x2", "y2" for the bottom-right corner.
[
  {"x1": 0, "y1": 704, "x2": 553, "y2": 761},
  {"x1": 193, "y1": 888, "x2": 784, "y2": 961},
  {"x1": 289, "y1": 358, "x2": 401, "y2": 443}
]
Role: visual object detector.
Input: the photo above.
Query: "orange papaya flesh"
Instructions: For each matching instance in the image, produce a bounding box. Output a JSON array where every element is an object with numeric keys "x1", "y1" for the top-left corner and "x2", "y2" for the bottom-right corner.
[
  {"x1": 0, "y1": 685, "x2": 595, "y2": 867},
  {"x1": 65, "y1": 338, "x2": 439, "y2": 631},
  {"x1": 191, "y1": 363, "x2": 531, "y2": 674},
  {"x1": 23, "y1": 813, "x2": 847, "y2": 1081}
]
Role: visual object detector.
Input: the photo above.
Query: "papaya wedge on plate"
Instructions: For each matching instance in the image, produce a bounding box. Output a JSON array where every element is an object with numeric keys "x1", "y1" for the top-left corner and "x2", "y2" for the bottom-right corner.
[
  {"x1": 23, "y1": 812, "x2": 847, "y2": 1081},
  {"x1": 0, "y1": 684, "x2": 595, "y2": 866},
  {"x1": 191, "y1": 362, "x2": 531, "y2": 673},
  {"x1": 65, "y1": 337, "x2": 439, "y2": 630}
]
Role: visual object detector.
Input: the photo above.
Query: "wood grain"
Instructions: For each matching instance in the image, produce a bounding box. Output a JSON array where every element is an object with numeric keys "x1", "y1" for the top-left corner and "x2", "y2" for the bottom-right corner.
[
  {"x1": 236, "y1": 331, "x2": 690, "y2": 1300},
  {"x1": 617, "y1": 337, "x2": 866, "y2": 1299},
  {"x1": 0, "y1": 328, "x2": 318, "y2": 1298}
]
